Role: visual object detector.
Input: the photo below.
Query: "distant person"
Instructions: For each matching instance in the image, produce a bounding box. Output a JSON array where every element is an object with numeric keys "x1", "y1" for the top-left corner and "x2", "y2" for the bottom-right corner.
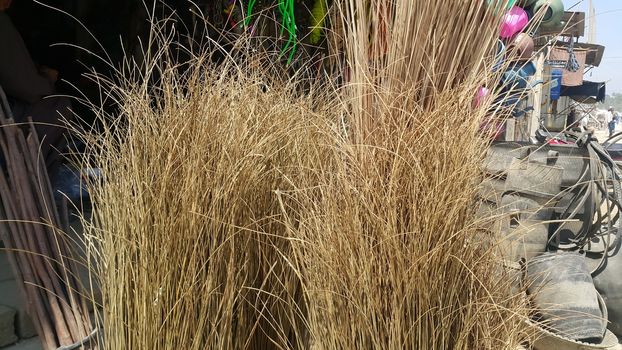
[
  {"x1": 0, "y1": 0, "x2": 72, "y2": 177},
  {"x1": 580, "y1": 114, "x2": 589, "y2": 129},
  {"x1": 607, "y1": 106, "x2": 616, "y2": 137}
]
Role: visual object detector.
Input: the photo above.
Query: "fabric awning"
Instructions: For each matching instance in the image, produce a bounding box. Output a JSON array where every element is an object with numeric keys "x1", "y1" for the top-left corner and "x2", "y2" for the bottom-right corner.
[
  {"x1": 543, "y1": 41, "x2": 606, "y2": 67},
  {"x1": 560, "y1": 81, "x2": 606, "y2": 104}
]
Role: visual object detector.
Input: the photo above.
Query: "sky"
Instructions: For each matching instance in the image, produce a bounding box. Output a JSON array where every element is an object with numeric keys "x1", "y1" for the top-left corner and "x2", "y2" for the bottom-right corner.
[{"x1": 562, "y1": 0, "x2": 622, "y2": 93}]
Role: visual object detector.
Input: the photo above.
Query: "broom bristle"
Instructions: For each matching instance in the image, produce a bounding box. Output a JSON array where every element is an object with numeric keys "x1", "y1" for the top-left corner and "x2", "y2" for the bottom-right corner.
[
  {"x1": 80, "y1": 48, "x2": 338, "y2": 349},
  {"x1": 78, "y1": 0, "x2": 534, "y2": 348},
  {"x1": 288, "y1": 0, "x2": 531, "y2": 348}
]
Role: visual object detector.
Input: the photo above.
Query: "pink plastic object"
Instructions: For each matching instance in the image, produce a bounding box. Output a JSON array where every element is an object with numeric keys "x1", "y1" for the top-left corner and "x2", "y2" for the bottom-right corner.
[
  {"x1": 547, "y1": 138, "x2": 572, "y2": 145},
  {"x1": 473, "y1": 87, "x2": 490, "y2": 108},
  {"x1": 499, "y1": 6, "x2": 529, "y2": 39},
  {"x1": 479, "y1": 119, "x2": 505, "y2": 140}
]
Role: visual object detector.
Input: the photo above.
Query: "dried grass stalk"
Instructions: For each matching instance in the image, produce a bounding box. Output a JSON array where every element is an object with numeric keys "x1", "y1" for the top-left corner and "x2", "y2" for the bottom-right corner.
[
  {"x1": 81, "y1": 49, "x2": 337, "y2": 349},
  {"x1": 79, "y1": 0, "x2": 533, "y2": 348},
  {"x1": 281, "y1": 0, "x2": 532, "y2": 348}
]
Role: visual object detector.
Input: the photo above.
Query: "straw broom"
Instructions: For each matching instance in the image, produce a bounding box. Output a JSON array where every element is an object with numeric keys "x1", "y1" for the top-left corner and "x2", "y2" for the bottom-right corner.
[
  {"x1": 76, "y1": 0, "x2": 536, "y2": 348},
  {"x1": 78, "y1": 49, "x2": 337, "y2": 349},
  {"x1": 278, "y1": 0, "x2": 533, "y2": 348}
]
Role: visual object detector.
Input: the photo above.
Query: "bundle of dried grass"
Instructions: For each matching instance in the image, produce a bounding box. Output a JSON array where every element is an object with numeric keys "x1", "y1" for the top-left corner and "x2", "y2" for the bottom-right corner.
[
  {"x1": 282, "y1": 92, "x2": 530, "y2": 349},
  {"x1": 79, "y1": 48, "x2": 338, "y2": 349},
  {"x1": 276, "y1": 0, "x2": 532, "y2": 348},
  {"x1": 78, "y1": 1, "x2": 534, "y2": 349}
]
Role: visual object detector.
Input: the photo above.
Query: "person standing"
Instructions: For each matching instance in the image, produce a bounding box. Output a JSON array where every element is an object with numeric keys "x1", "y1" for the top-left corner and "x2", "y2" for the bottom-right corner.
[
  {"x1": 566, "y1": 107, "x2": 577, "y2": 129},
  {"x1": 0, "y1": 0, "x2": 72, "y2": 176},
  {"x1": 607, "y1": 106, "x2": 616, "y2": 137}
]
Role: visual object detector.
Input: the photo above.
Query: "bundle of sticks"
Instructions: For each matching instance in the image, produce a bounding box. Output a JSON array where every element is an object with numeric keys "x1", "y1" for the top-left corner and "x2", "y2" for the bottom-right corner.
[{"x1": 0, "y1": 87, "x2": 96, "y2": 350}]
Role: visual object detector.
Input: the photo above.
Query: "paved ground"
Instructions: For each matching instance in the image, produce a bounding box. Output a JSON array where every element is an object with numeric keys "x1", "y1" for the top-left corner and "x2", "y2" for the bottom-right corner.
[{"x1": 1, "y1": 337, "x2": 41, "y2": 350}]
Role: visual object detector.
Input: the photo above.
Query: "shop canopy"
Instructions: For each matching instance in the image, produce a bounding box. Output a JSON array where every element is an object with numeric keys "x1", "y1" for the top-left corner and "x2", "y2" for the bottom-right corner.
[{"x1": 561, "y1": 81, "x2": 606, "y2": 104}]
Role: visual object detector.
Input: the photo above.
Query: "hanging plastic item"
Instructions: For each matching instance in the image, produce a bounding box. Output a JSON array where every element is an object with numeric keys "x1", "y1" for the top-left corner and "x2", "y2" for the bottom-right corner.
[
  {"x1": 493, "y1": 40, "x2": 506, "y2": 71},
  {"x1": 479, "y1": 118, "x2": 506, "y2": 140},
  {"x1": 223, "y1": 0, "x2": 242, "y2": 32},
  {"x1": 499, "y1": 6, "x2": 529, "y2": 39},
  {"x1": 533, "y1": 0, "x2": 564, "y2": 28},
  {"x1": 473, "y1": 87, "x2": 490, "y2": 108},
  {"x1": 501, "y1": 61, "x2": 536, "y2": 90},
  {"x1": 309, "y1": 0, "x2": 327, "y2": 44},
  {"x1": 508, "y1": 33, "x2": 534, "y2": 61},
  {"x1": 487, "y1": 0, "x2": 517, "y2": 9},
  {"x1": 518, "y1": 0, "x2": 538, "y2": 6},
  {"x1": 550, "y1": 69, "x2": 563, "y2": 100}
]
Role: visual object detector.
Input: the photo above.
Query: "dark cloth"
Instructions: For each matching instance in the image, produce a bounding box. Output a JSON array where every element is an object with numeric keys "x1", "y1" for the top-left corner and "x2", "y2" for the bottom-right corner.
[
  {"x1": 0, "y1": 11, "x2": 71, "y2": 174},
  {"x1": 566, "y1": 111, "x2": 576, "y2": 129},
  {"x1": 0, "y1": 12, "x2": 54, "y2": 104},
  {"x1": 9, "y1": 97, "x2": 71, "y2": 172}
]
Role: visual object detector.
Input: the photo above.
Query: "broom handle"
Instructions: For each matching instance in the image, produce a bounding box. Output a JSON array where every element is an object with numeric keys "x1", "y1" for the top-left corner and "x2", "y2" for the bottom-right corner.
[
  {"x1": 0, "y1": 137, "x2": 59, "y2": 348},
  {"x1": 2, "y1": 122, "x2": 74, "y2": 346},
  {"x1": 24, "y1": 121, "x2": 91, "y2": 342}
]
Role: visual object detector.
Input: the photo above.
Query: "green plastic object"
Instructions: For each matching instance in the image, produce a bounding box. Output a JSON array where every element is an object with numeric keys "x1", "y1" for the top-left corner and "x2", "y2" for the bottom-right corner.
[
  {"x1": 244, "y1": 0, "x2": 257, "y2": 27},
  {"x1": 534, "y1": 0, "x2": 564, "y2": 28},
  {"x1": 278, "y1": 0, "x2": 297, "y2": 64},
  {"x1": 309, "y1": 0, "x2": 326, "y2": 45},
  {"x1": 517, "y1": 0, "x2": 538, "y2": 6}
]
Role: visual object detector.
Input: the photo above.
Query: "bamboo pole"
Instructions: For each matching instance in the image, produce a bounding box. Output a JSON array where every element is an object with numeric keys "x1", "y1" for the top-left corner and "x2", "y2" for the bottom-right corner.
[
  {"x1": 0, "y1": 173, "x2": 56, "y2": 348},
  {"x1": 0, "y1": 90, "x2": 95, "y2": 349},
  {"x1": 0, "y1": 124, "x2": 59, "y2": 348},
  {"x1": 2, "y1": 118, "x2": 73, "y2": 346}
]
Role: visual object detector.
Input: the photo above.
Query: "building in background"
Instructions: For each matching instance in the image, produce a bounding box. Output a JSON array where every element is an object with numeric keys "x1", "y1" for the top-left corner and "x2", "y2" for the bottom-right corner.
[{"x1": 504, "y1": 6, "x2": 607, "y2": 142}]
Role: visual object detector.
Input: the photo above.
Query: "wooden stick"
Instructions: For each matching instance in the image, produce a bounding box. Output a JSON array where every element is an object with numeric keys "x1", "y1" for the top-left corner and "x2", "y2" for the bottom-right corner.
[
  {"x1": 24, "y1": 120, "x2": 91, "y2": 342},
  {"x1": 4, "y1": 126, "x2": 73, "y2": 346},
  {"x1": 0, "y1": 97, "x2": 59, "y2": 348},
  {"x1": 0, "y1": 152, "x2": 58, "y2": 348},
  {"x1": 0, "y1": 95, "x2": 95, "y2": 349}
]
